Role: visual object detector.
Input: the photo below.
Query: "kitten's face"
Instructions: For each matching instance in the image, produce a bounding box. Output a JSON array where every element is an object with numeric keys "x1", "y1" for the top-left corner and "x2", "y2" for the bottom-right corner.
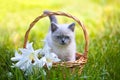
[{"x1": 51, "y1": 22, "x2": 75, "y2": 46}]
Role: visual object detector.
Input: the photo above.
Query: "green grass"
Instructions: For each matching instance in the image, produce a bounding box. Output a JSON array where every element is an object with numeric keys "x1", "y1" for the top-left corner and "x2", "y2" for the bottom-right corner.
[{"x1": 0, "y1": 0, "x2": 120, "y2": 80}]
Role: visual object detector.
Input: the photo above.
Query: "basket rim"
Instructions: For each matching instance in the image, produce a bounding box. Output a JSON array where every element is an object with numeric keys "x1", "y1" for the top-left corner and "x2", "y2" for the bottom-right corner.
[
  {"x1": 23, "y1": 11, "x2": 89, "y2": 58},
  {"x1": 52, "y1": 52, "x2": 87, "y2": 67}
]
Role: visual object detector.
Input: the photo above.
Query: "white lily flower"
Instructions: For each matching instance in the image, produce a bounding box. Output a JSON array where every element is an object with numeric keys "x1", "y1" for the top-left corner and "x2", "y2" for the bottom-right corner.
[
  {"x1": 38, "y1": 43, "x2": 61, "y2": 70},
  {"x1": 33, "y1": 56, "x2": 46, "y2": 68},
  {"x1": 44, "y1": 53, "x2": 61, "y2": 70},
  {"x1": 11, "y1": 41, "x2": 61, "y2": 74},
  {"x1": 11, "y1": 42, "x2": 42, "y2": 71},
  {"x1": 37, "y1": 42, "x2": 60, "y2": 68}
]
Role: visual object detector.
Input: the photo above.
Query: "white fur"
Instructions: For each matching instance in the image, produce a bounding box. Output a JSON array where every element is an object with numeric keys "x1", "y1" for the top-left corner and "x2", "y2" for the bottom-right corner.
[{"x1": 45, "y1": 24, "x2": 76, "y2": 61}]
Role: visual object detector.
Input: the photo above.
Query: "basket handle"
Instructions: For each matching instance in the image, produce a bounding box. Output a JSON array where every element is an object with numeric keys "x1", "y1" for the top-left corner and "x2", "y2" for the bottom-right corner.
[{"x1": 23, "y1": 11, "x2": 89, "y2": 57}]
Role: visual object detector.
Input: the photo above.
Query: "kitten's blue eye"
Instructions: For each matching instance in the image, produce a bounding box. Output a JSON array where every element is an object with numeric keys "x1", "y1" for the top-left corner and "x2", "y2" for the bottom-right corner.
[
  {"x1": 56, "y1": 36, "x2": 60, "y2": 38},
  {"x1": 65, "y1": 36, "x2": 69, "y2": 39}
]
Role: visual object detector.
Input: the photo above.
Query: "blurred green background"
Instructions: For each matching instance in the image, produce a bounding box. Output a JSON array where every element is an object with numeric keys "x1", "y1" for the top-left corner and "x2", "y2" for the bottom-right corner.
[{"x1": 0, "y1": 0, "x2": 120, "y2": 80}]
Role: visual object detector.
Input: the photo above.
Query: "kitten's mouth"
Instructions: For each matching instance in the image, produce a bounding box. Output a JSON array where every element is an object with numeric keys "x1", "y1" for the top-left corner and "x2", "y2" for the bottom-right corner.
[
  {"x1": 60, "y1": 43, "x2": 66, "y2": 45},
  {"x1": 60, "y1": 41, "x2": 68, "y2": 45},
  {"x1": 60, "y1": 40, "x2": 67, "y2": 45}
]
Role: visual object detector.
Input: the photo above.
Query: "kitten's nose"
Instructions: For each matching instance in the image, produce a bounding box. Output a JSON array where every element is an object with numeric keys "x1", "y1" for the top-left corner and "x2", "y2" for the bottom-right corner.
[
  {"x1": 61, "y1": 39, "x2": 65, "y2": 45},
  {"x1": 62, "y1": 40, "x2": 64, "y2": 43}
]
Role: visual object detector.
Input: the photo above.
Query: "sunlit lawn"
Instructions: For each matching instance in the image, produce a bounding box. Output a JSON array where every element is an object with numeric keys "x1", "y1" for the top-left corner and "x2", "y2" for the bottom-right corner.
[{"x1": 0, "y1": 0, "x2": 120, "y2": 80}]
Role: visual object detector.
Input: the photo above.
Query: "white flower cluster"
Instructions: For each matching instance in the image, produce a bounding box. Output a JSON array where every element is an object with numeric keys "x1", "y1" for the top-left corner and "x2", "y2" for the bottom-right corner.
[{"x1": 11, "y1": 42, "x2": 61, "y2": 74}]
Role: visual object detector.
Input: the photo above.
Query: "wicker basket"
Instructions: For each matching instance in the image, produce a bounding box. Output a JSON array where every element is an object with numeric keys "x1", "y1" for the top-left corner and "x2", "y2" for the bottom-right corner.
[{"x1": 23, "y1": 11, "x2": 89, "y2": 75}]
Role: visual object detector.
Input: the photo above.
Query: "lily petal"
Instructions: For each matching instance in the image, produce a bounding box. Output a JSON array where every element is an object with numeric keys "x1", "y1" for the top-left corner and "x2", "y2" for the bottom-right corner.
[
  {"x1": 26, "y1": 42, "x2": 34, "y2": 52},
  {"x1": 15, "y1": 51, "x2": 21, "y2": 56},
  {"x1": 46, "y1": 62, "x2": 52, "y2": 70},
  {"x1": 15, "y1": 57, "x2": 28, "y2": 67},
  {"x1": 37, "y1": 57, "x2": 46, "y2": 68},
  {"x1": 11, "y1": 56, "x2": 22, "y2": 61},
  {"x1": 11, "y1": 51, "x2": 22, "y2": 61},
  {"x1": 19, "y1": 48, "x2": 31, "y2": 55},
  {"x1": 34, "y1": 49, "x2": 41, "y2": 55}
]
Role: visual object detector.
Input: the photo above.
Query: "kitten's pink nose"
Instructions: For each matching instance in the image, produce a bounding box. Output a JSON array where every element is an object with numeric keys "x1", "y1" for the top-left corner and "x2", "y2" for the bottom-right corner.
[
  {"x1": 62, "y1": 40, "x2": 64, "y2": 43},
  {"x1": 61, "y1": 40, "x2": 65, "y2": 45}
]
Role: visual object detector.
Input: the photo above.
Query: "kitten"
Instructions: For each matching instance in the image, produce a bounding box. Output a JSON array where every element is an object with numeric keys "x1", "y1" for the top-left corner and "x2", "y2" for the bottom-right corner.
[{"x1": 44, "y1": 11, "x2": 76, "y2": 61}]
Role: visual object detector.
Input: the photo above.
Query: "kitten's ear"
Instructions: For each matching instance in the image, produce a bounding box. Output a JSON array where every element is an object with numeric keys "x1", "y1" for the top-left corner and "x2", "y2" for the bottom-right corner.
[
  {"x1": 68, "y1": 22, "x2": 75, "y2": 32},
  {"x1": 51, "y1": 22, "x2": 58, "y2": 32}
]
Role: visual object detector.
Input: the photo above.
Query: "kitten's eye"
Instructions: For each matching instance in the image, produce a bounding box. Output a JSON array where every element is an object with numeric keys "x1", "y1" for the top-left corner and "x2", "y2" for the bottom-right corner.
[
  {"x1": 56, "y1": 36, "x2": 60, "y2": 38},
  {"x1": 65, "y1": 36, "x2": 69, "y2": 39}
]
